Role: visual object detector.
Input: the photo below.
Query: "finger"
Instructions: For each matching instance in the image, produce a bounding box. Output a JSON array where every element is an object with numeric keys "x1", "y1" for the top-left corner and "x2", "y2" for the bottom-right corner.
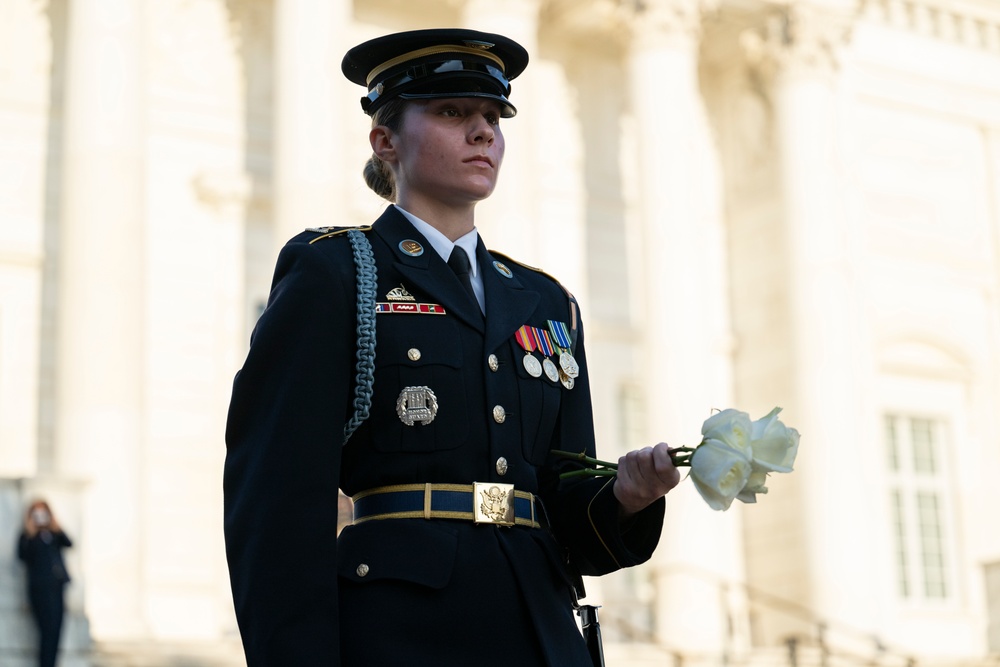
[
  {"x1": 652, "y1": 443, "x2": 677, "y2": 476},
  {"x1": 621, "y1": 447, "x2": 654, "y2": 487}
]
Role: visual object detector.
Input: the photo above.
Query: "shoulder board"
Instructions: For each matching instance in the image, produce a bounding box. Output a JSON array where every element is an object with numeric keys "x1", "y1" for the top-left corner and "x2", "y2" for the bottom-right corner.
[
  {"x1": 307, "y1": 225, "x2": 373, "y2": 245},
  {"x1": 490, "y1": 250, "x2": 571, "y2": 295}
]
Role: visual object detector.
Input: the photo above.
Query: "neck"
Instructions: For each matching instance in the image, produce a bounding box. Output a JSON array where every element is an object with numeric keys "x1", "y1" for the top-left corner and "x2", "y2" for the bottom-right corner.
[{"x1": 395, "y1": 194, "x2": 477, "y2": 242}]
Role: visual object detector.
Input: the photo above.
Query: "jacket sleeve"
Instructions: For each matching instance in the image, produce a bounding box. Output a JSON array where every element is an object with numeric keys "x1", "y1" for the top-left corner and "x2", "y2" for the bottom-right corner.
[
  {"x1": 223, "y1": 239, "x2": 355, "y2": 666},
  {"x1": 540, "y1": 307, "x2": 665, "y2": 577},
  {"x1": 17, "y1": 533, "x2": 30, "y2": 562}
]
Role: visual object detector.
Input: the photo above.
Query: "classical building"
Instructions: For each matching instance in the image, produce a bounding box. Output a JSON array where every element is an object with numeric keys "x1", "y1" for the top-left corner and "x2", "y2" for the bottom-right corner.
[{"x1": 1, "y1": 0, "x2": 998, "y2": 665}]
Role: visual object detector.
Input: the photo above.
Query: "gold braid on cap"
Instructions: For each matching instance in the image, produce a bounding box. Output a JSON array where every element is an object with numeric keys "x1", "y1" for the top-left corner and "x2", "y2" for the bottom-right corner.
[{"x1": 366, "y1": 45, "x2": 506, "y2": 86}]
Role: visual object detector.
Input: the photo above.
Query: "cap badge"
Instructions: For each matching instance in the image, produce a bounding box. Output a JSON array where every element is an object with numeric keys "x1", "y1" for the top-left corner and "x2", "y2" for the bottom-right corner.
[
  {"x1": 464, "y1": 40, "x2": 495, "y2": 50},
  {"x1": 399, "y1": 239, "x2": 424, "y2": 256},
  {"x1": 493, "y1": 261, "x2": 513, "y2": 278},
  {"x1": 386, "y1": 285, "x2": 416, "y2": 302},
  {"x1": 396, "y1": 386, "x2": 438, "y2": 426}
]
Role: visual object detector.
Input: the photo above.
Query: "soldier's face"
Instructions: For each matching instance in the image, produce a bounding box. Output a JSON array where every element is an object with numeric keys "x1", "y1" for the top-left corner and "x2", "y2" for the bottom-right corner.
[{"x1": 389, "y1": 98, "x2": 506, "y2": 208}]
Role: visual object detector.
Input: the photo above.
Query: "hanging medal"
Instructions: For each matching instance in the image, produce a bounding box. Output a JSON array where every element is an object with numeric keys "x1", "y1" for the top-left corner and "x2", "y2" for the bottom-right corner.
[
  {"x1": 558, "y1": 369, "x2": 575, "y2": 390},
  {"x1": 515, "y1": 326, "x2": 543, "y2": 378},
  {"x1": 532, "y1": 327, "x2": 562, "y2": 384},
  {"x1": 547, "y1": 320, "x2": 580, "y2": 379}
]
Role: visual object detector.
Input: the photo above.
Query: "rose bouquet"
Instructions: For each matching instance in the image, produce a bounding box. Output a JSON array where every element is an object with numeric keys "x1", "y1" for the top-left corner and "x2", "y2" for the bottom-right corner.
[{"x1": 553, "y1": 407, "x2": 799, "y2": 511}]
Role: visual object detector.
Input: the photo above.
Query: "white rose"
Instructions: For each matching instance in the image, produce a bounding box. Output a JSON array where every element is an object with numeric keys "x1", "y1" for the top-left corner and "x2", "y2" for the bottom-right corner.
[
  {"x1": 736, "y1": 470, "x2": 769, "y2": 504},
  {"x1": 749, "y1": 407, "x2": 800, "y2": 473},
  {"x1": 701, "y1": 409, "x2": 753, "y2": 456},
  {"x1": 689, "y1": 440, "x2": 753, "y2": 511}
]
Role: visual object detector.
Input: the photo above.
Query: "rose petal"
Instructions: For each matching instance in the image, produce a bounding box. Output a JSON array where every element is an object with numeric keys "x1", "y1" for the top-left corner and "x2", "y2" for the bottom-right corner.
[
  {"x1": 690, "y1": 440, "x2": 753, "y2": 511},
  {"x1": 737, "y1": 470, "x2": 769, "y2": 504},
  {"x1": 750, "y1": 408, "x2": 799, "y2": 473},
  {"x1": 701, "y1": 409, "x2": 754, "y2": 457}
]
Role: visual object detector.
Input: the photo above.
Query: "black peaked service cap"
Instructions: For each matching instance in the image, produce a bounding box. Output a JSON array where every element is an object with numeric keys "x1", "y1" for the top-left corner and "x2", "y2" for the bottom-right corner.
[{"x1": 342, "y1": 28, "x2": 529, "y2": 118}]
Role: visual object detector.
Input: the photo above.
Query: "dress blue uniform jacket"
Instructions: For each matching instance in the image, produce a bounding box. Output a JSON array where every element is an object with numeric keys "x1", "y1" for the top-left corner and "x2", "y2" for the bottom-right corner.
[{"x1": 224, "y1": 206, "x2": 665, "y2": 666}]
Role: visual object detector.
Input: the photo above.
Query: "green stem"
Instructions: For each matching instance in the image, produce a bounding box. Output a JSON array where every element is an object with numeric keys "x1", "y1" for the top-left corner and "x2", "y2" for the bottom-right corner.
[
  {"x1": 559, "y1": 468, "x2": 619, "y2": 479},
  {"x1": 553, "y1": 445, "x2": 698, "y2": 479},
  {"x1": 550, "y1": 449, "x2": 619, "y2": 470}
]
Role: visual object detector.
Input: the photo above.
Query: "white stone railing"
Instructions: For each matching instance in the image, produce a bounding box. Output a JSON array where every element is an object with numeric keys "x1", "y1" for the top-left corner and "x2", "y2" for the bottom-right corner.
[{"x1": 859, "y1": 0, "x2": 1000, "y2": 53}]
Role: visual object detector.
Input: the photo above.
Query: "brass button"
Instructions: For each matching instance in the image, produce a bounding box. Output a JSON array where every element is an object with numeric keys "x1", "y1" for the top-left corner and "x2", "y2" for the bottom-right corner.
[
  {"x1": 407, "y1": 348, "x2": 421, "y2": 362},
  {"x1": 496, "y1": 457, "x2": 509, "y2": 476},
  {"x1": 356, "y1": 563, "x2": 370, "y2": 577},
  {"x1": 488, "y1": 354, "x2": 499, "y2": 372},
  {"x1": 492, "y1": 405, "x2": 506, "y2": 424}
]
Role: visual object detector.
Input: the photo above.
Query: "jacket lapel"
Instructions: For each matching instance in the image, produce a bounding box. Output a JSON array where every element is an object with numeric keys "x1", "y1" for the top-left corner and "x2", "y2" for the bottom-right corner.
[
  {"x1": 372, "y1": 207, "x2": 485, "y2": 332},
  {"x1": 479, "y1": 241, "x2": 540, "y2": 354}
]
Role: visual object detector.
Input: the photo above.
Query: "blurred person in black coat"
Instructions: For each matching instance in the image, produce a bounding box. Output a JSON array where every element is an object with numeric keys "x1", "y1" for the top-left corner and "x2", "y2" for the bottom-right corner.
[
  {"x1": 17, "y1": 499, "x2": 72, "y2": 667},
  {"x1": 224, "y1": 28, "x2": 682, "y2": 666}
]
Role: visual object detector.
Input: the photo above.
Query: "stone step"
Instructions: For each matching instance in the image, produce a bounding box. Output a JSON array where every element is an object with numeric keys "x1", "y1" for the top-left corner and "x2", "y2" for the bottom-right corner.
[{"x1": 88, "y1": 640, "x2": 245, "y2": 667}]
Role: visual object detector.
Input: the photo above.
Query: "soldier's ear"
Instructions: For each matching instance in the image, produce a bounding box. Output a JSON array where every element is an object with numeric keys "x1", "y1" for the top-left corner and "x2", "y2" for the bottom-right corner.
[{"x1": 370, "y1": 126, "x2": 398, "y2": 164}]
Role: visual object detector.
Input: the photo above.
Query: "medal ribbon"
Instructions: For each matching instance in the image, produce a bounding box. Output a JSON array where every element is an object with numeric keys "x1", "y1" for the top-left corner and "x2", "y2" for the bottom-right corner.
[
  {"x1": 515, "y1": 326, "x2": 537, "y2": 353},
  {"x1": 547, "y1": 320, "x2": 572, "y2": 350},
  {"x1": 532, "y1": 327, "x2": 555, "y2": 357}
]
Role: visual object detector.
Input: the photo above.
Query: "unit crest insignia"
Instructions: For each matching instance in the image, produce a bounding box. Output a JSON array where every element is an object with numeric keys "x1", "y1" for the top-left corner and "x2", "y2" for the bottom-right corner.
[
  {"x1": 399, "y1": 239, "x2": 425, "y2": 256},
  {"x1": 492, "y1": 261, "x2": 513, "y2": 279}
]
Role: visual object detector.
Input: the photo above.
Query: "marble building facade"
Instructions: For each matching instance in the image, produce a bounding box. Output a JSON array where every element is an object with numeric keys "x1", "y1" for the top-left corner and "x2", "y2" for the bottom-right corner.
[{"x1": 0, "y1": 0, "x2": 999, "y2": 665}]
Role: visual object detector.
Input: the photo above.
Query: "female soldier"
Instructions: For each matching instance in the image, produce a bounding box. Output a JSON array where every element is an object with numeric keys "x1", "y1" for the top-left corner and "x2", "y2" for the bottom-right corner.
[{"x1": 224, "y1": 28, "x2": 680, "y2": 666}]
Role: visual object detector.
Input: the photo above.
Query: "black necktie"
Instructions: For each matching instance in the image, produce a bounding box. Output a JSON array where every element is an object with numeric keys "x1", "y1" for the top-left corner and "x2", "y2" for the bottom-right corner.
[{"x1": 447, "y1": 247, "x2": 480, "y2": 310}]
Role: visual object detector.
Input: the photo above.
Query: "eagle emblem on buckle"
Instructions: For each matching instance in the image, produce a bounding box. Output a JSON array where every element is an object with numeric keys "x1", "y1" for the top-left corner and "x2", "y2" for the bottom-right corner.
[{"x1": 474, "y1": 482, "x2": 515, "y2": 526}]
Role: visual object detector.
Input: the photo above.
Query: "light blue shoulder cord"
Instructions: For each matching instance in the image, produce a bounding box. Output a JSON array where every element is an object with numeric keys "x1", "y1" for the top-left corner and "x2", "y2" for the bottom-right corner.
[{"x1": 343, "y1": 229, "x2": 377, "y2": 445}]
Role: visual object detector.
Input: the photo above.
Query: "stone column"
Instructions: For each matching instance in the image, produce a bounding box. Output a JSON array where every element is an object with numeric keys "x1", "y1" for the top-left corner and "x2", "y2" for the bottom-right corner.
[
  {"x1": 272, "y1": 0, "x2": 351, "y2": 252},
  {"x1": 461, "y1": 2, "x2": 547, "y2": 259},
  {"x1": 742, "y1": 0, "x2": 867, "y2": 635},
  {"x1": 625, "y1": 0, "x2": 741, "y2": 656},
  {"x1": 55, "y1": 0, "x2": 145, "y2": 639}
]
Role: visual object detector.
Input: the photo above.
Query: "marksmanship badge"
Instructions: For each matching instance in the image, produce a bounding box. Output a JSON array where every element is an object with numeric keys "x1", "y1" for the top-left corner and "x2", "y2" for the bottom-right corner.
[
  {"x1": 396, "y1": 386, "x2": 439, "y2": 426},
  {"x1": 386, "y1": 285, "x2": 416, "y2": 301}
]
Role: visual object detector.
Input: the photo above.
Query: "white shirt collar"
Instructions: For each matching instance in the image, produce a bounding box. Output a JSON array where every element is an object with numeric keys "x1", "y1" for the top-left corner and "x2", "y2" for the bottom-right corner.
[{"x1": 394, "y1": 205, "x2": 479, "y2": 277}]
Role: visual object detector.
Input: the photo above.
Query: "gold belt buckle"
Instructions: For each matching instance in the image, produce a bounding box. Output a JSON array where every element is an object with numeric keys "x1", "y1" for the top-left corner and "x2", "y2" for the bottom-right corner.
[{"x1": 473, "y1": 482, "x2": 515, "y2": 527}]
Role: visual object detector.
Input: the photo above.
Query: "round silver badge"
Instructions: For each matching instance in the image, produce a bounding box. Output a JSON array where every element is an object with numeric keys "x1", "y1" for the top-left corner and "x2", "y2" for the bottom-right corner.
[
  {"x1": 522, "y1": 354, "x2": 542, "y2": 378},
  {"x1": 559, "y1": 351, "x2": 580, "y2": 378},
  {"x1": 542, "y1": 358, "x2": 560, "y2": 383}
]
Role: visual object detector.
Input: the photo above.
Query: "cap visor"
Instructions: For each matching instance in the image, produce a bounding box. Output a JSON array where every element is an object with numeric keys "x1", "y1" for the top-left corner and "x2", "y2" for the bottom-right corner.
[{"x1": 396, "y1": 91, "x2": 517, "y2": 118}]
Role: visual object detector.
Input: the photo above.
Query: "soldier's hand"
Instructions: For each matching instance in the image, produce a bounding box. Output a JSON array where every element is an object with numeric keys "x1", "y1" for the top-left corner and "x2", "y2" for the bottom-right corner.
[{"x1": 613, "y1": 443, "x2": 681, "y2": 518}]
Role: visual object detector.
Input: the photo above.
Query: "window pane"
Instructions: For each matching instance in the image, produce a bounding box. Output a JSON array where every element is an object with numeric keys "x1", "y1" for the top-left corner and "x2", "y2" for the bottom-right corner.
[
  {"x1": 885, "y1": 416, "x2": 900, "y2": 472},
  {"x1": 917, "y1": 491, "x2": 947, "y2": 598},
  {"x1": 883, "y1": 413, "x2": 953, "y2": 603},
  {"x1": 911, "y1": 418, "x2": 937, "y2": 475},
  {"x1": 891, "y1": 490, "x2": 909, "y2": 598},
  {"x1": 617, "y1": 384, "x2": 645, "y2": 452}
]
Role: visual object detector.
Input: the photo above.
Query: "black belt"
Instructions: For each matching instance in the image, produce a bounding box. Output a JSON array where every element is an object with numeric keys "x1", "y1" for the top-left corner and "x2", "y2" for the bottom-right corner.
[{"x1": 352, "y1": 482, "x2": 540, "y2": 528}]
